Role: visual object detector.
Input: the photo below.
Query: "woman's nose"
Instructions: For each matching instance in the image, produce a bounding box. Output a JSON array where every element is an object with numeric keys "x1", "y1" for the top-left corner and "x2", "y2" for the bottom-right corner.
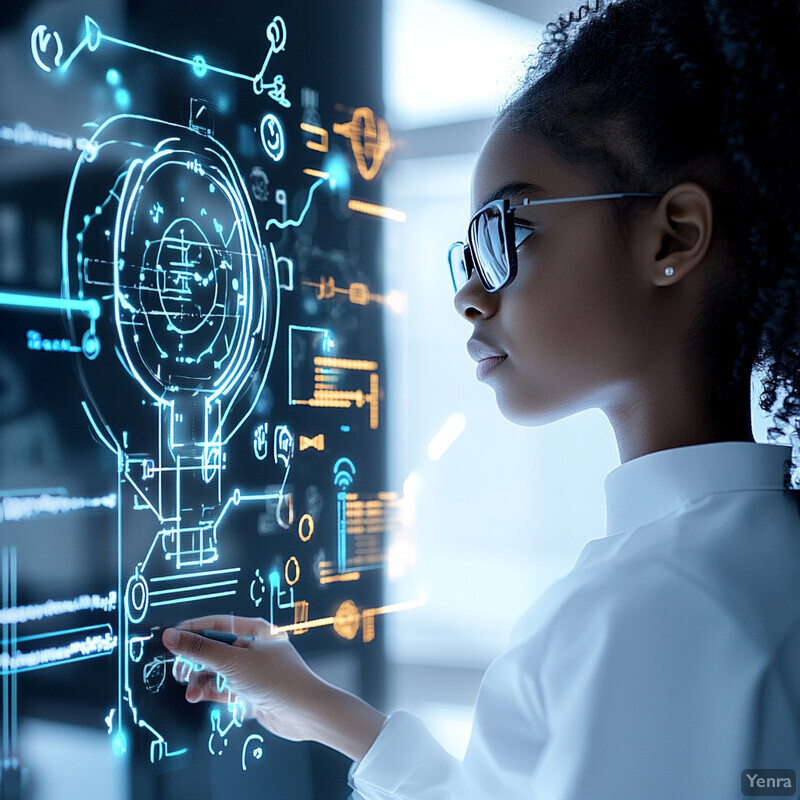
[{"x1": 453, "y1": 272, "x2": 498, "y2": 321}]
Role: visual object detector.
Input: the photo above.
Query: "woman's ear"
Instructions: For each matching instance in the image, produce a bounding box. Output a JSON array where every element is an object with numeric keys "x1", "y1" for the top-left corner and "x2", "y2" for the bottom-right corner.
[{"x1": 648, "y1": 182, "x2": 715, "y2": 287}]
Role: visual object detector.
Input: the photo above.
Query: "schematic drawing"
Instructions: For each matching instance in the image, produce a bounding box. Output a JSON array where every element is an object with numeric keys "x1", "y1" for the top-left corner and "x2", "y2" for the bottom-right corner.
[
  {"x1": 0, "y1": 9, "x2": 418, "y2": 776},
  {"x1": 61, "y1": 107, "x2": 287, "y2": 762}
]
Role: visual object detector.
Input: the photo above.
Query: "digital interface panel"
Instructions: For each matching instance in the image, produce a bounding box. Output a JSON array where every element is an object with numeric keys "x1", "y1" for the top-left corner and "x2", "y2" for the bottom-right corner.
[{"x1": 0, "y1": 3, "x2": 411, "y2": 797}]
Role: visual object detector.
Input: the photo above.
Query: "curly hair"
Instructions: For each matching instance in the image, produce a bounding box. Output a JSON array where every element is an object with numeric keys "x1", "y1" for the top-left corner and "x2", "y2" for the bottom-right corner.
[{"x1": 500, "y1": 0, "x2": 800, "y2": 496}]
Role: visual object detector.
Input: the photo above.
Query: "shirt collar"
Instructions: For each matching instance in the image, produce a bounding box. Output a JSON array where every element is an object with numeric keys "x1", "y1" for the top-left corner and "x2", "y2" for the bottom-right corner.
[{"x1": 604, "y1": 441, "x2": 794, "y2": 536}]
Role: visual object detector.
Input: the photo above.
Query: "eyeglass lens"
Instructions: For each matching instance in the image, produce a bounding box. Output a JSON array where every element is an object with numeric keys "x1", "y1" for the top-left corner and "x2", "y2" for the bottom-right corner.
[
  {"x1": 448, "y1": 242, "x2": 470, "y2": 292},
  {"x1": 469, "y1": 204, "x2": 508, "y2": 291}
]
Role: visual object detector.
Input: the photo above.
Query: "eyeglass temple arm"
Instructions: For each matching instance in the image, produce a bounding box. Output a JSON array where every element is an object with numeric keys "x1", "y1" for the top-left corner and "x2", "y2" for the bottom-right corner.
[{"x1": 518, "y1": 192, "x2": 662, "y2": 207}]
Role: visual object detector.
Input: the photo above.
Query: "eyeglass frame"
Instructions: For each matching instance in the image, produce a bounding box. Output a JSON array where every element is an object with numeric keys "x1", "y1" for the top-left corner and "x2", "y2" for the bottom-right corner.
[{"x1": 449, "y1": 192, "x2": 664, "y2": 294}]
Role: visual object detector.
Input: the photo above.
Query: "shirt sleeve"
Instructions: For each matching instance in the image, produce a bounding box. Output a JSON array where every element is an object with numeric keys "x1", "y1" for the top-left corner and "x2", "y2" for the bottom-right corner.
[
  {"x1": 529, "y1": 562, "x2": 762, "y2": 800},
  {"x1": 348, "y1": 710, "x2": 461, "y2": 800}
]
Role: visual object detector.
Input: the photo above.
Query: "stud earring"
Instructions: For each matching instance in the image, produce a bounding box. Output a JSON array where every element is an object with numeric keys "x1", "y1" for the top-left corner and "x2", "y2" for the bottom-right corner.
[{"x1": 664, "y1": 266, "x2": 674, "y2": 277}]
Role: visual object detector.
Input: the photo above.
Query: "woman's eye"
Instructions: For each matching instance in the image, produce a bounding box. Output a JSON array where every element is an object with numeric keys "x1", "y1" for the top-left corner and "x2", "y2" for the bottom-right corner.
[{"x1": 514, "y1": 225, "x2": 537, "y2": 248}]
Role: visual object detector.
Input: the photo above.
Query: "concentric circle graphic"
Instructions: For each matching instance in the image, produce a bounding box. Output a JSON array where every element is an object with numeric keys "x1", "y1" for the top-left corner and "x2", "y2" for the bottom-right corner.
[{"x1": 62, "y1": 114, "x2": 279, "y2": 445}]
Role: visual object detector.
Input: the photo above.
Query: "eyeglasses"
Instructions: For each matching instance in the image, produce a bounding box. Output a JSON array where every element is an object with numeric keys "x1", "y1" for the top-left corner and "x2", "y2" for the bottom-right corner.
[{"x1": 448, "y1": 192, "x2": 663, "y2": 293}]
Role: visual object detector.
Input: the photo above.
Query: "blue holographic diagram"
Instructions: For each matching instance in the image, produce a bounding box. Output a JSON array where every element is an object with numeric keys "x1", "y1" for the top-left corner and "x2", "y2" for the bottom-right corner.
[{"x1": 0, "y1": 6, "x2": 417, "y2": 785}]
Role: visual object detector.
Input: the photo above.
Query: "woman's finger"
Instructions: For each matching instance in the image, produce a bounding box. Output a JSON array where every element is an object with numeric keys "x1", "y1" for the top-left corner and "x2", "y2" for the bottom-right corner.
[
  {"x1": 162, "y1": 626, "x2": 242, "y2": 673},
  {"x1": 185, "y1": 670, "x2": 227, "y2": 703}
]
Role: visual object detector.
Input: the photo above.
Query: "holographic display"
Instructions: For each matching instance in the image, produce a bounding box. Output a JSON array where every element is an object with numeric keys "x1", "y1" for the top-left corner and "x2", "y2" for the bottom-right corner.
[{"x1": 0, "y1": 2, "x2": 411, "y2": 797}]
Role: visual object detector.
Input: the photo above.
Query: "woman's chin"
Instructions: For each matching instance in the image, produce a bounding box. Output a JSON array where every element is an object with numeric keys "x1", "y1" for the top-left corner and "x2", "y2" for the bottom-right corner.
[{"x1": 494, "y1": 391, "x2": 566, "y2": 428}]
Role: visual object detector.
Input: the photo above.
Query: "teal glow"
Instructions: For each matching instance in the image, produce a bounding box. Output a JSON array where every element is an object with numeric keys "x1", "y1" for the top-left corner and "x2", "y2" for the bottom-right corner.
[
  {"x1": 111, "y1": 731, "x2": 127, "y2": 756},
  {"x1": 0, "y1": 291, "x2": 100, "y2": 320},
  {"x1": 114, "y1": 88, "x2": 130, "y2": 108},
  {"x1": 105, "y1": 68, "x2": 120, "y2": 85},
  {"x1": 323, "y1": 151, "x2": 350, "y2": 193},
  {"x1": 192, "y1": 54, "x2": 208, "y2": 77}
]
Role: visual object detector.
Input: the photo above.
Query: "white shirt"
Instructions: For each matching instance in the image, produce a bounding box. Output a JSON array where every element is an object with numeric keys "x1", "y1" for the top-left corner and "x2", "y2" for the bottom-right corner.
[{"x1": 349, "y1": 441, "x2": 800, "y2": 799}]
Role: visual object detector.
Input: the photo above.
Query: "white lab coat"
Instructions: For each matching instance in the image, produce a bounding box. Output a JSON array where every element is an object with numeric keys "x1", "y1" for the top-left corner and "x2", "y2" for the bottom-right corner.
[{"x1": 349, "y1": 441, "x2": 800, "y2": 799}]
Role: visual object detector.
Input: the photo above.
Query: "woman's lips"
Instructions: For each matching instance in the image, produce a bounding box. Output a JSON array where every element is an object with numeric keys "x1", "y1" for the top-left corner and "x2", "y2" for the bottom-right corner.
[{"x1": 476, "y1": 355, "x2": 507, "y2": 381}]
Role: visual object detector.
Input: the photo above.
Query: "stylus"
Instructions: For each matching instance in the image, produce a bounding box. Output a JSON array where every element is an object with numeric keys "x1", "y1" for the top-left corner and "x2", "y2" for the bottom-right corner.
[{"x1": 198, "y1": 629, "x2": 257, "y2": 644}]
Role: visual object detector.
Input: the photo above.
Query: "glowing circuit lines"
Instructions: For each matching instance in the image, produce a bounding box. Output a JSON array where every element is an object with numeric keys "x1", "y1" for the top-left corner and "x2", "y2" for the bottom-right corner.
[
  {"x1": 128, "y1": 633, "x2": 152, "y2": 663},
  {"x1": 242, "y1": 733, "x2": 265, "y2": 770},
  {"x1": 119, "y1": 654, "x2": 200, "y2": 761},
  {"x1": 31, "y1": 15, "x2": 291, "y2": 104},
  {"x1": 147, "y1": 568, "x2": 240, "y2": 608},
  {"x1": 250, "y1": 569, "x2": 266, "y2": 607},
  {"x1": 114, "y1": 137, "x2": 263, "y2": 401},
  {"x1": 213, "y1": 488, "x2": 283, "y2": 542},
  {"x1": 124, "y1": 569, "x2": 149, "y2": 624},
  {"x1": 208, "y1": 673, "x2": 247, "y2": 755},
  {"x1": 252, "y1": 15, "x2": 289, "y2": 102},
  {"x1": 143, "y1": 655, "x2": 168, "y2": 693},
  {"x1": 333, "y1": 107, "x2": 391, "y2": 181},
  {"x1": 0, "y1": 289, "x2": 99, "y2": 320},
  {"x1": 270, "y1": 241, "x2": 295, "y2": 291},
  {"x1": 158, "y1": 518, "x2": 220, "y2": 571},
  {"x1": 267, "y1": 566, "x2": 297, "y2": 627},
  {"x1": 334, "y1": 458, "x2": 356, "y2": 573},
  {"x1": 62, "y1": 113, "x2": 280, "y2": 451},
  {"x1": 138, "y1": 718, "x2": 188, "y2": 762},
  {"x1": 0, "y1": 291, "x2": 101, "y2": 359},
  {"x1": 264, "y1": 178, "x2": 326, "y2": 232}
]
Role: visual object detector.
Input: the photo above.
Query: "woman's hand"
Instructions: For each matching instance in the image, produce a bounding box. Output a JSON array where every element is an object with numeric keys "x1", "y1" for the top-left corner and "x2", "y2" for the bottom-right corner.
[{"x1": 162, "y1": 614, "x2": 387, "y2": 761}]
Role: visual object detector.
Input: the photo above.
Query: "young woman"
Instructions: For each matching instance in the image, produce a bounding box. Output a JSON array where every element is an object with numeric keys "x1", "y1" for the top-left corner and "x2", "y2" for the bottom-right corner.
[{"x1": 163, "y1": 0, "x2": 800, "y2": 796}]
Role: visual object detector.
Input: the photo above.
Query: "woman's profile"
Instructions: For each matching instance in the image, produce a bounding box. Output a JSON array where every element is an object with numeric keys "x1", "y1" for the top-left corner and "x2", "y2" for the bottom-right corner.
[{"x1": 164, "y1": 0, "x2": 800, "y2": 797}]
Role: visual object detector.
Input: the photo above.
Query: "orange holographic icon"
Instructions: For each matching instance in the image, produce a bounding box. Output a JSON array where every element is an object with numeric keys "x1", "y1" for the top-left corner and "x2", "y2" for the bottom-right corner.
[
  {"x1": 362, "y1": 609, "x2": 375, "y2": 643},
  {"x1": 308, "y1": 356, "x2": 380, "y2": 429},
  {"x1": 332, "y1": 599, "x2": 361, "y2": 640},
  {"x1": 289, "y1": 327, "x2": 382, "y2": 429},
  {"x1": 298, "y1": 513, "x2": 315, "y2": 542},
  {"x1": 293, "y1": 600, "x2": 309, "y2": 635},
  {"x1": 303, "y1": 275, "x2": 386, "y2": 307},
  {"x1": 318, "y1": 558, "x2": 361, "y2": 584},
  {"x1": 347, "y1": 198, "x2": 407, "y2": 222},
  {"x1": 333, "y1": 107, "x2": 391, "y2": 181},
  {"x1": 284, "y1": 555, "x2": 300, "y2": 586},
  {"x1": 274, "y1": 598, "x2": 424, "y2": 638},
  {"x1": 302, "y1": 168, "x2": 329, "y2": 179},
  {"x1": 300, "y1": 122, "x2": 329, "y2": 152},
  {"x1": 299, "y1": 433, "x2": 325, "y2": 451}
]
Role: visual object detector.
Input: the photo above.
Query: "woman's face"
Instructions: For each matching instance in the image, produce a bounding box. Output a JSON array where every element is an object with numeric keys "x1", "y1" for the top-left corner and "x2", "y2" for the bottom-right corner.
[{"x1": 454, "y1": 118, "x2": 655, "y2": 427}]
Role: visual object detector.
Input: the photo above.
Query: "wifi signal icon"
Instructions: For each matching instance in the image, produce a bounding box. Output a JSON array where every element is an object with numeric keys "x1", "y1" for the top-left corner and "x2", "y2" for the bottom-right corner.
[{"x1": 333, "y1": 457, "x2": 356, "y2": 489}]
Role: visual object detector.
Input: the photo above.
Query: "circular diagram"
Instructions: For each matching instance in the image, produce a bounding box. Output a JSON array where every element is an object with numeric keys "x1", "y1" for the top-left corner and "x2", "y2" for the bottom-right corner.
[{"x1": 62, "y1": 114, "x2": 278, "y2": 442}]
